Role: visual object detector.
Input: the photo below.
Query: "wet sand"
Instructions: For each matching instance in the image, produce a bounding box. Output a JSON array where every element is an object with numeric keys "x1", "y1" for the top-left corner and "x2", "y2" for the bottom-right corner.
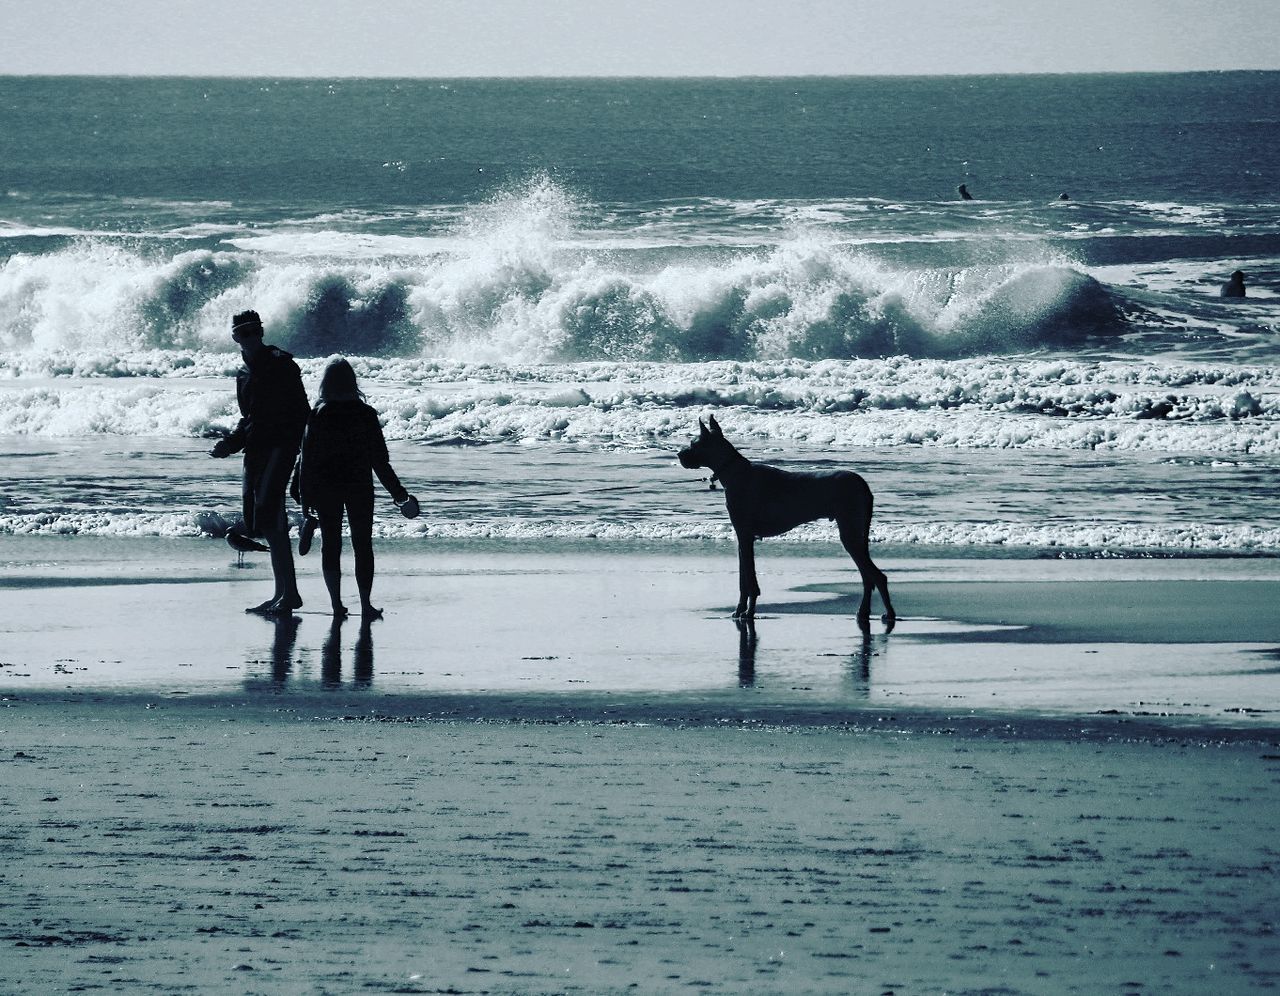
[
  {"x1": 3, "y1": 539, "x2": 1280, "y2": 992},
  {"x1": 4, "y1": 697, "x2": 1280, "y2": 994},
  {"x1": 3, "y1": 539, "x2": 1280, "y2": 722}
]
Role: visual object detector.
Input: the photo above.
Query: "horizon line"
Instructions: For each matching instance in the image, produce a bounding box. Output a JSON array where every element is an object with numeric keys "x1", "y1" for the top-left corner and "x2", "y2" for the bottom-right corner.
[{"x1": 2, "y1": 68, "x2": 1279, "y2": 81}]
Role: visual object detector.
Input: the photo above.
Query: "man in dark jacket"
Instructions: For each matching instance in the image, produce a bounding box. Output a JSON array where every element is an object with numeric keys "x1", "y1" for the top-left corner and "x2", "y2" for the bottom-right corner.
[{"x1": 211, "y1": 310, "x2": 310, "y2": 614}]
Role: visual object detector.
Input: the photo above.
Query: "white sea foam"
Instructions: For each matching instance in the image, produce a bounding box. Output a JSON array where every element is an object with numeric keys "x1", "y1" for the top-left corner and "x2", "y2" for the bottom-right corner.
[
  {"x1": 3, "y1": 505, "x2": 1276, "y2": 555},
  {"x1": 223, "y1": 232, "x2": 461, "y2": 259},
  {"x1": 0, "y1": 356, "x2": 1277, "y2": 455},
  {"x1": 0, "y1": 223, "x2": 94, "y2": 239},
  {"x1": 4, "y1": 81, "x2": 1278, "y2": 564}
]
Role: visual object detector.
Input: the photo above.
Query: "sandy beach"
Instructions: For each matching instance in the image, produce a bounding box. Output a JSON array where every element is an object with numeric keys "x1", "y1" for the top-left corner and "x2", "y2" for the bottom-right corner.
[{"x1": 3, "y1": 540, "x2": 1280, "y2": 993}]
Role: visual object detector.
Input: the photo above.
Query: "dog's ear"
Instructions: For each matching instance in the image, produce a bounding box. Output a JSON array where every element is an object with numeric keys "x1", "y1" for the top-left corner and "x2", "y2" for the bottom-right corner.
[
  {"x1": 708, "y1": 414, "x2": 723, "y2": 436},
  {"x1": 698, "y1": 418, "x2": 709, "y2": 437}
]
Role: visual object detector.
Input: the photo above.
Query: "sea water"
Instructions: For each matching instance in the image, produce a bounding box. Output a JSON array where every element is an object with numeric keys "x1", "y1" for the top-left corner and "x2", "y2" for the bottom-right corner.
[{"x1": 1, "y1": 74, "x2": 1278, "y2": 555}]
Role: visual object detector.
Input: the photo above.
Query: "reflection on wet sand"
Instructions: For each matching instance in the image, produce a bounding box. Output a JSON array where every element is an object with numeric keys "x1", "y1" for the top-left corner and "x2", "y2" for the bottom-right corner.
[
  {"x1": 243, "y1": 615, "x2": 375, "y2": 690},
  {"x1": 322, "y1": 619, "x2": 376, "y2": 689},
  {"x1": 735, "y1": 618, "x2": 757, "y2": 687},
  {"x1": 735, "y1": 617, "x2": 881, "y2": 699},
  {"x1": 262, "y1": 615, "x2": 301, "y2": 686},
  {"x1": 849, "y1": 631, "x2": 874, "y2": 693}
]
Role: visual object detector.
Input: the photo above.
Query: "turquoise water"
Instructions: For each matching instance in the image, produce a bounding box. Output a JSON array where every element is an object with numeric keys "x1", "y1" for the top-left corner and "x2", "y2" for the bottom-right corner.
[
  {"x1": 4, "y1": 74, "x2": 1278, "y2": 206},
  {"x1": 0, "y1": 74, "x2": 1278, "y2": 554}
]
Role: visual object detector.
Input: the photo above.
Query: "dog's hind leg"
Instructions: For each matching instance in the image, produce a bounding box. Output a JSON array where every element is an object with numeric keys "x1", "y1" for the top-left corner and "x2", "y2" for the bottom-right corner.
[
  {"x1": 734, "y1": 529, "x2": 760, "y2": 618},
  {"x1": 838, "y1": 514, "x2": 894, "y2": 631}
]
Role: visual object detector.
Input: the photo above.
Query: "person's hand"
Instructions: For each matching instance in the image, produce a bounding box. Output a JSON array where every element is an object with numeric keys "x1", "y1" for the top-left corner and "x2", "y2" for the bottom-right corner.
[
  {"x1": 210, "y1": 438, "x2": 233, "y2": 458},
  {"x1": 396, "y1": 494, "x2": 420, "y2": 519}
]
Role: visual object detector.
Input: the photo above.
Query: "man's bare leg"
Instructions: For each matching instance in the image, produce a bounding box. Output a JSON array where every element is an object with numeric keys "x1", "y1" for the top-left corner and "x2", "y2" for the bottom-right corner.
[{"x1": 247, "y1": 524, "x2": 301, "y2": 615}]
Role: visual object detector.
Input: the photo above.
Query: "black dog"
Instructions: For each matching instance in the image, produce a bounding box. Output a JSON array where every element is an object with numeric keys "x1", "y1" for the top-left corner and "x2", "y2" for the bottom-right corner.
[{"x1": 678, "y1": 416, "x2": 895, "y2": 629}]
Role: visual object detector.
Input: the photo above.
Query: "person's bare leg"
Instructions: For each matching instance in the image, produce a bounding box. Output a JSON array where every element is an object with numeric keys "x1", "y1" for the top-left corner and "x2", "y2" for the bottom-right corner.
[
  {"x1": 324, "y1": 566, "x2": 347, "y2": 619},
  {"x1": 245, "y1": 448, "x2": 303, "y2": 615},
  {"x1": 349, "y1": 493, "x2": 380, "y2": 619},
  {"x1": 319, "y1": 505, "x2": 347, "y2": 619},
  {"x1": 263, "y1": 524, "x2": 301, "y2": 614},
  {"x1": 353, "y1": 536, "x2": 379, "y2": 618}
]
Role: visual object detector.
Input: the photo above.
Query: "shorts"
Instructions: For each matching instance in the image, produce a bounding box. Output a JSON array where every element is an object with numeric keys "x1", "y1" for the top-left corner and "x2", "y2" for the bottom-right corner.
[{"x1": 242, "y1": 446, "x2": 296, "y2": 537}]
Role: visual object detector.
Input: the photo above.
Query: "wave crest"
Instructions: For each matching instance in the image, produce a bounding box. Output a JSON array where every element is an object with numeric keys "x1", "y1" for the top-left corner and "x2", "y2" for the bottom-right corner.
[{"x1": 0, "y1": 180, "x2": 1128, "y2": 361}]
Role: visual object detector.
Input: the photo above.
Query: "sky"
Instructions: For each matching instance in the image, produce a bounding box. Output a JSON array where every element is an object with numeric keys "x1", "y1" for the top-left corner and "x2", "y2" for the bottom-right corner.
[{"x1": 2, "y1": 0, "x2": 1278, "y2": 77}]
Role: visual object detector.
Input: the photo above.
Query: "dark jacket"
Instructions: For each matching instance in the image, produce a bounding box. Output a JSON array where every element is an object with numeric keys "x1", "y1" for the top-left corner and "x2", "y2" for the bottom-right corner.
[
  {"x1": 221, "y1": 346, "x2": 310, "y2": 456},
  {"x1": 296, "y1": 400, "x2": 408, "y2": 509}
]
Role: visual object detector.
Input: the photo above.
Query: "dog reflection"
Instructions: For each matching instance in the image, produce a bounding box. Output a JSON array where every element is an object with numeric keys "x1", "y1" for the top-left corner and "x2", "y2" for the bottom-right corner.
[
  {"x1": 850, "y1": 631, "x2": 873, "y2": 694},
  {"x1": 736, "y1": 617, "x2": 758, "y2": 686},
  {"x1": 733, "y1": 619, "x2": 879, "y2": 698}
]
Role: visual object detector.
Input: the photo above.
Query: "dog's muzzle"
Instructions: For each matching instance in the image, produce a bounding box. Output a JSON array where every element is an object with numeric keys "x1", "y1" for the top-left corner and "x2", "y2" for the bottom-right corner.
[{"x1": 678, "y1": 449, "x2": 701, "y2": 469}]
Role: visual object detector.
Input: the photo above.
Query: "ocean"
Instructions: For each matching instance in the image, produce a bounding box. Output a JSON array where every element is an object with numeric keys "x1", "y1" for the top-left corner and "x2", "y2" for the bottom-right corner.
[{"x1": 1, "y1": 73, "x2": 1278, "y2": 555}]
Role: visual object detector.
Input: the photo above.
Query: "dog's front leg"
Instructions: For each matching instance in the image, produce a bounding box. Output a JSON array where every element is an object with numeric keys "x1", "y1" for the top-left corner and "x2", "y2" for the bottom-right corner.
[{"x1": 734, "y1": 530, "x2": 760, "y2": 618}]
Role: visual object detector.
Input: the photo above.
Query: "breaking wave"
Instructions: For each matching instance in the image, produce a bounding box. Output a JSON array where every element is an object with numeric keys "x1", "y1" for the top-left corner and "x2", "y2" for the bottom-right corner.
[{"x1": 0, "y1": 179, "x2": 1132, "y2": 363}]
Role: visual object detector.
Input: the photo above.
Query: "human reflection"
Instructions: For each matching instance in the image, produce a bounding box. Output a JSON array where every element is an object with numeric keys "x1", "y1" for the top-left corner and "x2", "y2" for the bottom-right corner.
[
  {"x1": 735, "y1": 617, "x2": 758, "y2": 687},
  {"x1": 242, "y1": 613, "x2": 301, "y2": 689},
  {"x1": 320, "y1": 618, "x2": 376, "y2": 689},
  {"x1": 321, "y1": 619, "x2": 343, "y2": 688},
  {"x1": 352, "y1": 619, "x2": 374, "y2": 687},
  {"x1": 271, "y1": 614, "x2": 301, "y2": 684}
]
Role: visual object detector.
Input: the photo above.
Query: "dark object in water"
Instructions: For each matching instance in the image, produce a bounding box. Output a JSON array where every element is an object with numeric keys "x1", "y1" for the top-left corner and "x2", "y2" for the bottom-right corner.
[{"x1": 1220, "y1": 270, "x2": 1246, "y2": 298}]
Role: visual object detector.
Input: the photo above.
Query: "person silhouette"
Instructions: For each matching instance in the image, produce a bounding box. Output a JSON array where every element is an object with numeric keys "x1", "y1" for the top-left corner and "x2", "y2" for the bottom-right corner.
[
  {"x1": 211, "y1": 310, "x2": 310, "y2": 615},
  {"x1": 295, "y1": 357, "x2": 416, "y2": 620},
  {"x1": 1221, "y1": 270, "x2": 1247, "y2": 298},
  {"x1": 957, "y1": 183, "x2": 974, "y2": 201}
]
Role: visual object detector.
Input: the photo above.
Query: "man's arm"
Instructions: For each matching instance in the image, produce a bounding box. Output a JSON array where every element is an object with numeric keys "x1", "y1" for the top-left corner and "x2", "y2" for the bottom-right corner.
[{"x1": 211, "y1": 368, "x2": 250, "y2": 457}]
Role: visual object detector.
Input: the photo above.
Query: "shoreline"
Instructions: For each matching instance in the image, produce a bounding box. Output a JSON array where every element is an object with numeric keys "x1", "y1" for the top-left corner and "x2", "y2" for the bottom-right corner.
[{"x1": 2, "y1": 540, "x2": 1280, "y2": 731}]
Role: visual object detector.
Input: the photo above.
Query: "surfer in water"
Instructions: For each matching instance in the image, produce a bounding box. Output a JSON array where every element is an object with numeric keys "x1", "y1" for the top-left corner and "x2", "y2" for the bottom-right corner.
[
  {"x1": 957, "y1": 183, "x2": 974, "y2": 201},
  {"x1": 1220, "y1": 270, "x2": 1247, "y2": 298},
  {"x1": 210, "y1": 310, "x2": 311, "y2": 615}
]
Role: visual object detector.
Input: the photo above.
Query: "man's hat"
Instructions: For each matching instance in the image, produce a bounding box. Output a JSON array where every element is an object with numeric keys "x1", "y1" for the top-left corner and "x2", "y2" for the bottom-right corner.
[{"x1": 231, "y1": 310, "x2": 264, "y2": 339}]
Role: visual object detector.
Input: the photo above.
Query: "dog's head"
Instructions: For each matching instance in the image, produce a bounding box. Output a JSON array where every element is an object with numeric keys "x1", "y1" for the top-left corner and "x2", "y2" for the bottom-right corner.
[{"x1": 678, "y1": 415, "x2": 731, "y2": 470}]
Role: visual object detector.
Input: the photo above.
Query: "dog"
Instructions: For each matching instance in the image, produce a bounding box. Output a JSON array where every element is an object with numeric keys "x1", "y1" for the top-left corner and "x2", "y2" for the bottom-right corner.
[{"x1": 678, "y1": 416, "x2": 895, "y2": 629}]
